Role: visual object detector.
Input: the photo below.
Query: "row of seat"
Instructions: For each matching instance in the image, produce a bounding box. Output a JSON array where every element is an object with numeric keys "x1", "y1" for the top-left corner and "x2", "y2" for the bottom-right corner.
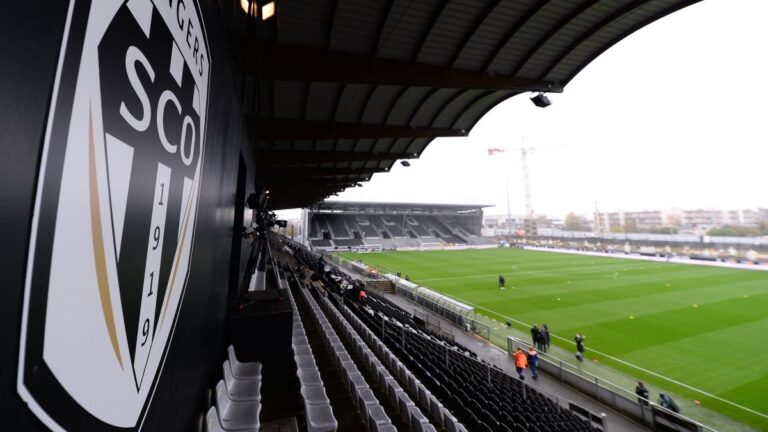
[
  {"x1": 364, "y1": 293, "x2": 475, "y2": 357},
  {"x1": 285, "y1": 279, "x2": 338, "y2": 432},
  {"x1": 313, "y1": 291, "x2": 441, "y2": 432},
  {"x1": 292, "y1": 276, "x2": 396, "y2": 432},
  {"x1": 350, "y1": 302, "x2": 597, "y2": 432},
  {"x1": 330, "y1": 294, "x2": 468, "y2": 432},
  {"x1": 282, "y1": 235, "x2": 600, "y2": 431},
  {"x1": 206, "y1": 346, "x2": 263, "y2": 431}
]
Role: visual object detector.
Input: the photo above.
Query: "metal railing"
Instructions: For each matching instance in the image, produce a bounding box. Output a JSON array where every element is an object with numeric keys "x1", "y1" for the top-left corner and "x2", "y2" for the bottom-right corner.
[
  {"x1": 468, "y1": 318, "x2": 490, "y2": 341},
  {"x1": 506, "y1": 336, "x2": 715, "y2": 432}
]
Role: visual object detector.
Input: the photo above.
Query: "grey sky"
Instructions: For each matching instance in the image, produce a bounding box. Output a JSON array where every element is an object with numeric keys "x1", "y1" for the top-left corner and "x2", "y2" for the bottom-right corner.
[{"x1": 281, "y1": 0, "x2": 768, "y2": 220}]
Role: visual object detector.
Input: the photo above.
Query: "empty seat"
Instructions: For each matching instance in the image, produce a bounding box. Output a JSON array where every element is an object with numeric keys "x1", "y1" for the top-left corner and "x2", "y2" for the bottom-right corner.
[
  {"x1": 205, "y1": 406, "x2": 233, "y2": 432},
  {"x1": 409, "y1": 405, "x2": 432, "y2": 431},
  {"x1": 355, "y1": 388, "x2": 379, "y2": 424},
  {"x1": 296, "y1": 354, "x2": 317, "y2": 371},
  {"x1": 397, "y1": 391, "x2": 416, "y2": 422},
  {"x1": 227, "y1": 345, "x2": 261, "y2": 380},
  {"x1": 298, "y1": 369, "x2": 323, "y2": 386},
  {"x1": 367, "y1": 404, "x2": 392, "y2": 431},
  {"x1": 305, "y1": 403, "x2": 338, "y2": 432},
  {"x1": 222, "y1": 360, "x2": 261, "y2": 402},
  {"x1": 301, "y1": 384, "x2": 330, "y2": 406},
  {"x1": 214, "y1": 381, "x2": 260, "y2": 431}
]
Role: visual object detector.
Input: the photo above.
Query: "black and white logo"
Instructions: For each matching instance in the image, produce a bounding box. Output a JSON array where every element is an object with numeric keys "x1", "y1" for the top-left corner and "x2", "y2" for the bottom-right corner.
[{"x1": 18, "y1": 0, "x2": 210, "y2": 429}]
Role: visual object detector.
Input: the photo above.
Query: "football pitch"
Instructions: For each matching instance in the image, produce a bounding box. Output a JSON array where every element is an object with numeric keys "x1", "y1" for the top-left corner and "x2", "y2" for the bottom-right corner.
[{"x1": 338, "y1": 248, "x2": 768, "y2": 430}]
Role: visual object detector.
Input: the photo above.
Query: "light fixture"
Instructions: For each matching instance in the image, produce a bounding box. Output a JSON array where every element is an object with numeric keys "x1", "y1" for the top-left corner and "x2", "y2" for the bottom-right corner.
[
  {"x1": 261, "y1": 1, "x2": 275, "y2": 20},
  {"x1": 530, "y1": 92, "x2": 551, "y2": 108},
  {"x1": 240, "y1": 0, "x2": 257, "y2": 17},
  {"x1": 400, "y1": 161, "x2": 411, "y2": 167}
]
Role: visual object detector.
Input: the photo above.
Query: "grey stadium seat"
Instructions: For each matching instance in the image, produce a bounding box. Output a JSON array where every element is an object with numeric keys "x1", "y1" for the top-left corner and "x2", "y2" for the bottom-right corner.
[
  {"x1": 222, "y1": 360, "x2": 261, "y2": 402},
  {"x1": 305, "y1": 403, "x2": 338, "y2": 432},
  {"x1": 227, "y1": 345, "x2": 262, "y2": 380},
  {"x1": 214, "y1": 380, "x2": 260, "y2": 431}
]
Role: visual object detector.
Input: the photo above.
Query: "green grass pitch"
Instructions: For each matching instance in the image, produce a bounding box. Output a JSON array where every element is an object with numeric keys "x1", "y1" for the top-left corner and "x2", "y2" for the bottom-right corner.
[{"x1": 339, "y1": 248, "x2": 768, "y2": 430}]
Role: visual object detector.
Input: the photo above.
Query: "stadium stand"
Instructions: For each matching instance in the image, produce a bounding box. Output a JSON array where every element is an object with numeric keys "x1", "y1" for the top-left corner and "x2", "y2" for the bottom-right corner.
[
  {"x1": 285, "y1": 237, "x2": 600, "y2": 432},
  {"x1": 4, "y1": 2, "x2": 706, "y2": 430},
  {"x1": 353, "y1": 216, "x2": 381, "y2": 238},
  {"x1": 305, "y1": 201, "x2": 492, "y2": 251}
]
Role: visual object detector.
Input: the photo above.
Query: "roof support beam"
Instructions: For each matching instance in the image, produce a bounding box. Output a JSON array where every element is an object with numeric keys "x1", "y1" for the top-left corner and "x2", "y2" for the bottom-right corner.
[
  {"x1": 232, "y1": 39, "x2": 563, "y2": 92},
  {"x1": 256, "y1": 150, "x2": 415, "y2": 165},
  {"x1": 539, "y1": 0, "x2": 647, "y2": 79},
  {"x1": 510, "y1": 0, "x2": 601, "y2": 77},
  {"x1": 251, "y1": 118, "x2": 467, "y2": 140}
]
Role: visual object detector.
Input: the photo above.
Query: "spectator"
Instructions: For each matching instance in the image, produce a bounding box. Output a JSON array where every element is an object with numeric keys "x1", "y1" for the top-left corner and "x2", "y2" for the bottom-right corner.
[
  {"x1": 527, "y1": 346, "x2": 539, "y2": 380},
  {"x1": 358, "y1": 289, "x2": 367, "y2": 304},
  {"x1": 659, "y1": 393, "x2": 680, "y2": 413},
  {"x1": 513, "y1": 348, "x2": 528, "y2": 380},
  {"x1": 541, "y1": 324, "x2": 551, "y2": 352},
  {"x1": 635, "y1": 382, "x2": 650, "y2": 406},
  {"x1": 318, "y1": 254, "x2": 326, "y2": 272},
  {"x1": 574, "y1": 334, "x2": 585, "y2": 361},
  {"x1": 531, "y1": 324, "x2": 540, "y2": 346}
]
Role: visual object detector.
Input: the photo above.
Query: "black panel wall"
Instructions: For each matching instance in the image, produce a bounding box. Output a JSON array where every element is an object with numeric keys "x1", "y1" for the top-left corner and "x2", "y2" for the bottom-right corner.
[{"x1": 0, "y1": 1, "x2": 255, "y2": 430}]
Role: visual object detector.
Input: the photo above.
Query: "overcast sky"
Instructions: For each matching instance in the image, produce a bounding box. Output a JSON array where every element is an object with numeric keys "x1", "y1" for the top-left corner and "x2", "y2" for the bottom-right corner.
[{"x1": 280, "y1": 0, "x2": 768, "y2": 220}]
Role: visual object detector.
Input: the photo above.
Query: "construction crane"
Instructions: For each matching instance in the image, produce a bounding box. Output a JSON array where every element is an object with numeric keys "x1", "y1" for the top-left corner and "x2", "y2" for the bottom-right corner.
[
  {"x1": 520, "y1": 147, "x2": 537, "y2": 236},
  {"x1": 488, "y1": 142, "x2": 570, "y2": 237}
]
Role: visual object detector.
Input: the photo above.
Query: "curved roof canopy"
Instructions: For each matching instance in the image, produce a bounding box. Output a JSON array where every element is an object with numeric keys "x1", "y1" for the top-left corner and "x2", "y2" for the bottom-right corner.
[{"x1": 223, "y1": 0, "x2": 699, "y2": 209}]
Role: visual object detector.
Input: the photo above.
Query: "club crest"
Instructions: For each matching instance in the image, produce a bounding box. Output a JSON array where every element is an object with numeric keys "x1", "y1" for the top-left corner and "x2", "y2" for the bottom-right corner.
[{"x1": 17, "y1": 0, "x2": 210, "y2": 429}]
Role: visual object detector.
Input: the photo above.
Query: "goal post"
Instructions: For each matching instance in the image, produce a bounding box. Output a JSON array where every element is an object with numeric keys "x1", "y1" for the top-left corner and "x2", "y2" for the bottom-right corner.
[
  {"x1": 419, "y1": 242, "x2": 443, "y2": 251},
  {"x1": 357, "y1": 244, "x2": 382, "y2": 253}
]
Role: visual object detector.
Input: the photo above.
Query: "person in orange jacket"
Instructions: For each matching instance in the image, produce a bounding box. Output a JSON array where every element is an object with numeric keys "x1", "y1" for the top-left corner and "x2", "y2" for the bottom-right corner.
[{"x1": 513, "y1": 348, "x2": 528, "y2": 380}]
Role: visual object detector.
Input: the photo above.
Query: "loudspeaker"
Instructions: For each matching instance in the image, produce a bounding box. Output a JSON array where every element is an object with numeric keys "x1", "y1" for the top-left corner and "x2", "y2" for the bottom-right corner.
[{"x1": 530, "y1": 93, "x2": 551, "y2": 108}]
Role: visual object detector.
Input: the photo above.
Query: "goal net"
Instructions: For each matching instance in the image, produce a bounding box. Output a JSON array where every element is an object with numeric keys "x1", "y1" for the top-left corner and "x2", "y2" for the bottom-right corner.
[
  {"x1": 419, "y1": 242, "x2": 443, "y2": 251},
  {"x1": 357, "y1": 244, "x2": 382, "y2": 253}
]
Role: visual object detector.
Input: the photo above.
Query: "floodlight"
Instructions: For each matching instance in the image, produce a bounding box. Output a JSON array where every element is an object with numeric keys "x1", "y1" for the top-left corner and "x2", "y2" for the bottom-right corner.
[
  {"x1": 240, "y1": 0, "x2": 256, "y2": 16},
  {"x1": 262, "y1": 1, "x2": 275, "y2": 20},
  {"x1": 530, "y1": 93, "x2": 551, "y2": 108}
]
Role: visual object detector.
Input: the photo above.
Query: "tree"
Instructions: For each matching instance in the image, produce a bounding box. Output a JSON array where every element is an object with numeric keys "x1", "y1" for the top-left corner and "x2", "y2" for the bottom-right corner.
[
  {"x1": 707, "y1": 225, "x2": 760, "y2": 237},
  {"x1": 623, "y1": 218, "x2": 639, "y2": 233},
  {"x1": 565, "y1": 212, "x2": 583, "y2": 231},
  {"x1": 666, "y1": 214, "x2": 682, "y2": 227}
]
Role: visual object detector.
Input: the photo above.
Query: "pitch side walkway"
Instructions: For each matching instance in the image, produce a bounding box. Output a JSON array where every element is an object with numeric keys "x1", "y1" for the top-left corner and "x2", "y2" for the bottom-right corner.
[{"x1": 379, "y1": 290, "x2": 651, "y2": 432}]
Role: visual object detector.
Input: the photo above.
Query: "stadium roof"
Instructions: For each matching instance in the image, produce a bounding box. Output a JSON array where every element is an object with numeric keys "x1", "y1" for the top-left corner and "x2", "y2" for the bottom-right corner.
[
  {"x1": 312, "y1": 200, "x2": 491, "y2": 212},
  {"x1": 223, "y1": 0, "x2": 700, "y2": 209}
]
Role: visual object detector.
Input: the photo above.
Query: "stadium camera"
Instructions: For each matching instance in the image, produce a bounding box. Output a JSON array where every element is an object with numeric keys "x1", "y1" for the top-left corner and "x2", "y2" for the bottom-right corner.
[
  {"x1": 275, "y1": 220, "x2": 288, "y2": 228},
  {"x1": 400, "y1": 160, "x2": 411, "y2": 167},
  {"x1": 530, "y1": 92, "x2": 552, "y2": 108}
]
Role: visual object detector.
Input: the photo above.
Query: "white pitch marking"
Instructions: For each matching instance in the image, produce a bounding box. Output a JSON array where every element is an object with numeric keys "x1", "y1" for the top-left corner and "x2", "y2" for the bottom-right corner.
[
  {"x1": 423, "y1": 291, "x2": 768, "y2": 421},
  {"x1": 417, "y1": 263, "x2": 639, "y2": 283}
]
